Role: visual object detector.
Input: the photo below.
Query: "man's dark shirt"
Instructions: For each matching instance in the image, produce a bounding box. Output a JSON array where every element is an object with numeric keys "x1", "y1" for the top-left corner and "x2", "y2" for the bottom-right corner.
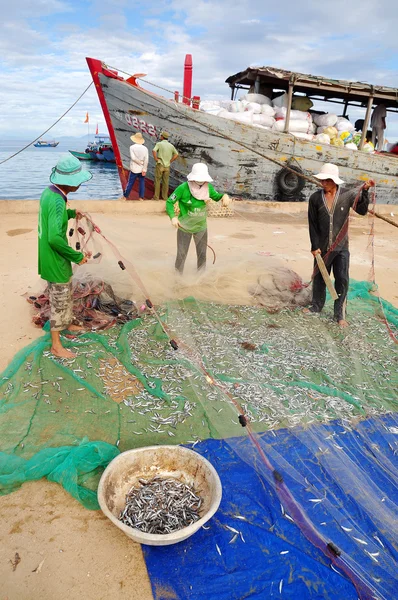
[{"x1": 308, "y1": 185, "x2": 369, "y2": 254}]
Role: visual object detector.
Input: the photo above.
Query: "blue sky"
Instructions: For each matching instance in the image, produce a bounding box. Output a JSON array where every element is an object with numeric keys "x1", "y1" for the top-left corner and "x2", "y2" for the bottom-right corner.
[{"x1": 1, "y1": 0, "x2": 398, "y2": 139}]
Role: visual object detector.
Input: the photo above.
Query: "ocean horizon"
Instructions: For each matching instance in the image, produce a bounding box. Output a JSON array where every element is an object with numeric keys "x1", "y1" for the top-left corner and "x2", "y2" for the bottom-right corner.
[{"x1": 0, "y1": 140, "x2": 122, "y2": 200}]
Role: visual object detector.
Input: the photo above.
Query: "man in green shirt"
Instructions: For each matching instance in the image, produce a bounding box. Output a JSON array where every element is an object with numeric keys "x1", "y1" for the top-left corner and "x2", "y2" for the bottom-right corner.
[
  {"x1": 166, "y1": 163, "x2": 231, "y2": 273},
  {"x1": 152, "y1": 131, "x2": 178, "y2": 201},
  {"x1": 38, "y1": 154, "x2": 92, "y2": 358}
]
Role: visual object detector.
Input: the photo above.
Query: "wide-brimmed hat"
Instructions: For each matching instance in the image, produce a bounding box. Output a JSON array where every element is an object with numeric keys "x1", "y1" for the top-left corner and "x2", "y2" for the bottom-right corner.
[
  {"x1": 160, "y1": 131, "x2": 169, "y2": 139},
  {"x1": 50, "y1": 154, "x2": 92, "y2": 186},
  {"x1": 130, "y1": 132, "x2": 145, "y2": 144},
  {"x1": 314, "y1": 163, "x2": 344, "y2": 185},
  {"x1": 187, "y1": 163, "x2": 213, "y2": 182}
]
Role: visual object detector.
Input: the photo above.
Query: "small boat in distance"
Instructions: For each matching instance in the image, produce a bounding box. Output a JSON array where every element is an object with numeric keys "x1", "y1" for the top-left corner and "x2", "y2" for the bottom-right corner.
[{"x1": 34, "y1": 140, "x2": 59, "y2": 148}]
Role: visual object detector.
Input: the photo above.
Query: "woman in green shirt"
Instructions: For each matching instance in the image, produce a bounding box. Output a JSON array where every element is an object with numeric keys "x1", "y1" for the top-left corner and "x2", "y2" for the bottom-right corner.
[
  {"x1": 166, "y1": 163, "x2": 231, "y2": 273},
  {"x1": 38, "y1": 154, "x2": 92, "y2": 358}
]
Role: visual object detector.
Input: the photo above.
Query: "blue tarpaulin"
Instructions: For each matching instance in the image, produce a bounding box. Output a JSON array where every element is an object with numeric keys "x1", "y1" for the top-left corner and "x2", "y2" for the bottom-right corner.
[{"x1": 143, "y1": 415, "x2": 398, "y2": 600}]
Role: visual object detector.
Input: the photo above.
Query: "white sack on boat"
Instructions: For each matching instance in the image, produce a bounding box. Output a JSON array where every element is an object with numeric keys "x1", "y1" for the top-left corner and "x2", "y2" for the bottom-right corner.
[
  {"x1": 252, "y1": 114, "x2": 275, "y2": 127},
  {"x1": 245, "y1": 102, "x2": 262, "y2": 114},
  {"x1": 273, "y1": 119, "x2": 314, "y2": 133},
  {"x1": 242, "y1": 93, "x2": 273, "y2": 106},
  {"x1": 219, "y1": 110, "x2": 254, "y2": 125},
  {"x1": 336, "y1": 117, "x2": 355, "y2": 132},
  {"x1": 313, "y1": 133, "x2": 331, "y2": 145},
  {"x1": 313, "y1": 113, "x2": 338, "y2": 127},
  {"x1": 261, "y1": 104, "x2": 276, "y2": 117},
  {"x1": 345, "y1": 142, "x2": 358, "y2": 150},
  {"x1": 272, "y1": 92, "x2": 288, "y2": 108},
  {"x1": 200, "y1": 101, "x2": 222, "y2": 115},
  {"x1": 229, "y1": 101, "x2": 245, "y2": 113},
  {"x1": 220, "y1": 100, "x2": 234, "y2": 110},
  {"x1": 274, "y1": 107, "x2": 312, "y2": 121}
]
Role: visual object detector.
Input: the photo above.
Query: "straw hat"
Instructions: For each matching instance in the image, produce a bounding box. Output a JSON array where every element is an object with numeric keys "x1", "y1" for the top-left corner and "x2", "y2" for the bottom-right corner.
[
  {"x1": 314, "y1": 163, "x2": 344, "y2": 185},
  {"x1": 187, "y1": 163, "x2": 213, "y2": 182},
  {"x1": 50, "y1": 154, "x2": 92, "y2": 186},
  {"x1": 130, "y1": 132, "x2": 145, "y2": 144},
  {"x1": 160, "y1": 131, "x2": 169, "y2": 139}
]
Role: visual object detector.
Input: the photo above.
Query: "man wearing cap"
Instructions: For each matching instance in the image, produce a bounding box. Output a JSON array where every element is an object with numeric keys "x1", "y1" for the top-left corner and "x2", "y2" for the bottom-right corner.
[
  {"x1": 152, "y1": 132, "x2": 178, "y2": 201},
  {"x1": 306, "y1": 163, "x2": 374, "y2": 327},
  {"x1": 166, "y1": 162, "x2": 231, "y2": 273},
  {"x1": 38, "y1": 154, "x2": 92, "y2": 358},
  {"x1": 123, "y1": 132, "x2": 148, "y2": 200}
]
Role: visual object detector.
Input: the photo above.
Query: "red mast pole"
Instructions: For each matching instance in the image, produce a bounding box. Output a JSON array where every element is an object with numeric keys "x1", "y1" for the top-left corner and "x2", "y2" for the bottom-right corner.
[{"x1": 183, "y1": 54, "x2": 192, "y2": 106}]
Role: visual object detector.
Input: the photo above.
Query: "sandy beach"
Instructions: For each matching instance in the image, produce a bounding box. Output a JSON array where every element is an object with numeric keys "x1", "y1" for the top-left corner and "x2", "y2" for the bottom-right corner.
[{"x1": 0, "y1": 201, "x2": 397, "y2": 600}]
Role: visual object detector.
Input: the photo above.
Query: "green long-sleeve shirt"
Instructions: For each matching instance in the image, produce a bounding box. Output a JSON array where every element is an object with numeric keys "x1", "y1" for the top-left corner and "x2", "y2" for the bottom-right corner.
[
  {"x1": 38, "y1": 187, "x2": 84, "y2": 283},
  {"x1": 166, "y1": 182, "x2": 223, "y2": 233}
]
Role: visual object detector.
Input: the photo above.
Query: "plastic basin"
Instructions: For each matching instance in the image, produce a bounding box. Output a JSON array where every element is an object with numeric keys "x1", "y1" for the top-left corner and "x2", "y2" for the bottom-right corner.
[{"x1": 98, "y1": 445, "x2": 222, "y2": 546}]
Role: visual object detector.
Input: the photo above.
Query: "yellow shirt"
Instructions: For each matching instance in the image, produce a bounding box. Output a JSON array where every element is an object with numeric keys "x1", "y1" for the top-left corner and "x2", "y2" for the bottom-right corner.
[{"x1": 153, "y1": 140, "x2": 178, "y2": 167}]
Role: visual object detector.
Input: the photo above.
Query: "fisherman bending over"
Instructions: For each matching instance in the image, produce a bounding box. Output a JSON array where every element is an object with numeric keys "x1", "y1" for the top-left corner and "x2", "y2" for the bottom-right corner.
[
  {"x1": 305, "y1": 163, "x2": 374, "y2": 327},
  {"x1": 166, "y1": 163, "x2": 231, "y2": 274},
  {"x1": 38, "y1": 155, "x2": 92, "y2": 358}
]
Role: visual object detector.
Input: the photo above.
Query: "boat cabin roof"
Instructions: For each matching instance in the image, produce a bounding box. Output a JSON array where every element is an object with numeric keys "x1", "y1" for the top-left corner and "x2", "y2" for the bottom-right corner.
[{"x1": 226, "y1": 66, "x2": 398, "y2": 111}]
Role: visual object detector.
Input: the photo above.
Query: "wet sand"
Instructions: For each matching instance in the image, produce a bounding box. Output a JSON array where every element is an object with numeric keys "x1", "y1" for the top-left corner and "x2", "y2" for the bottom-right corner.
[{"x1": 0, "y1": 205, "x2": 397, "y2": 599}]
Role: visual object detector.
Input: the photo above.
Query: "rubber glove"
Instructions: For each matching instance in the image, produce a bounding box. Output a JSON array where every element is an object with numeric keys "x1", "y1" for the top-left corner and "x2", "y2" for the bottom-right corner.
[
  {"x1": 221, "y1": 194, "x2": 231, "y2": 207},
  {"x1": 171, "y1": 217, "x2": 180, "y2": 228}
]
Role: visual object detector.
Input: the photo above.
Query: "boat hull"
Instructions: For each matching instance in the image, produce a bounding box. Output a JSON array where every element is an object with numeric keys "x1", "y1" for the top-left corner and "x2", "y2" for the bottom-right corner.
[
  {"x1": 102, "y1": 149, "x2": 116, "y2": 162},
  {"x1": 69, "y1": 150, "x2": 95, "y2": 160},
  {"x1": 87, "y1": 58, "x2": 398, "y2": 204}
]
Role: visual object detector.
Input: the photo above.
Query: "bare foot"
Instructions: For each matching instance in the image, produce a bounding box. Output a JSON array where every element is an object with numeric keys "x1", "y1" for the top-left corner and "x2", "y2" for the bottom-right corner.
[
  {"x1": 51, "y1": 346, "x2": 77, "y2": 359},
  {"x1": 67, "y1": 324, "x2": 85, "y2": 332},
  {"x1": 139, "y1": 197, "x2": 144, "y2": 201},
  {"x1": 338, "y1": 319, "x2": 349, "y2": 328},
  {"x1": 302, "y1": 308, "x2": 311, "y2": 314}
]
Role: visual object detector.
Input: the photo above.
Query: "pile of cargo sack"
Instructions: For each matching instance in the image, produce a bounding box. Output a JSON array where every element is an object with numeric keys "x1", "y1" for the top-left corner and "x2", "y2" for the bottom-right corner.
[{"x1": 200, "y1": 92, "x2": 374, "y2": 152}]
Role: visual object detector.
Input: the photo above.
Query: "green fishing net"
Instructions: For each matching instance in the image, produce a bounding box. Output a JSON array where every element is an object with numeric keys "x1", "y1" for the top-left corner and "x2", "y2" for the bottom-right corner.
[{"x1": 0, "y1": 279, "x2": 397, "y2": 509}]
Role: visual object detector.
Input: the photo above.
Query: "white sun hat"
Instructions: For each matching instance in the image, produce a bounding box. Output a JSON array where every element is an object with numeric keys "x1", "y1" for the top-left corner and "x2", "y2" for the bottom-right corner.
[
  {"x1": 187, "y1": 163, "x2": 213, "y2": 182},
  {"x1": 314, "y1": 163, "x2": 345, "y2": 185}
]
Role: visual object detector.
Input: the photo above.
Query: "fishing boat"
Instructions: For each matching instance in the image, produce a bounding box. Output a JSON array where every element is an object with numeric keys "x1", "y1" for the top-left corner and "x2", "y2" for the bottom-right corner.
[
  {"x1": 102, "y1": 147, "x2": 115, "y2": 162},
  {"x1": 34, "y1": 140, "x2": 59, "y2": 148},
  {"x1": 69, "y1": 150, "x2": 93, "y2": 161},
  {"x1": 86, "y1": 57, "x2": 398, "y2": 203},
  {"x1": 69, "y1": 135, "x2": 115, "y2": 162}
]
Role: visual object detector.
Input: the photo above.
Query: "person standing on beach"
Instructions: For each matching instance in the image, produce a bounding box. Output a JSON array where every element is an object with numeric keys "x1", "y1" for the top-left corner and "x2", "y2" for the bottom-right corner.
[
  {"x1": 152, "y1": 131, "x2": 178, "y2": 201},
  {"x1": 371, "y1": 104, "x2": 387, "y2": 151},
  {"x1": 305, "y1": 163, "x2": 374, "y2": 327},
  {"x1": 38, "y1": 155, "x2": 92, "y2": 358},
  {"x1": 166, "y1": 162, "x2": 231, "y2": 273},
  {"x1": 123, "y1": 132, "x2": 148, "y2": 200}
]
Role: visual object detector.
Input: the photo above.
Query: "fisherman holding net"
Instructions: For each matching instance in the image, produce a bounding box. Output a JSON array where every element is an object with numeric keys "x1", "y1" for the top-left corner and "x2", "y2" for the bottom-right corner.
[
  {"x1": 305, "y1": 163, "x2": 375, "y2": 327},
  {"x1": 166, "y1": 163, "x2": 231, "y2": 273},
  {"x1": 38, "y1": 155, "x2": 92, "y2": 358}
]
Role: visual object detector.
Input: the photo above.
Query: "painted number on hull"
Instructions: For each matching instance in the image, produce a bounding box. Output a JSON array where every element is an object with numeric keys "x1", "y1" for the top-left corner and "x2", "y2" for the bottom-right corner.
[{"x1": 125, "y1": 114, "x2": 158, "y2": 137}]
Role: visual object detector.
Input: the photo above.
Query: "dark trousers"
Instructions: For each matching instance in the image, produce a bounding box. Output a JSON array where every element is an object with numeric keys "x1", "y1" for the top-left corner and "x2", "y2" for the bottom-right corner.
[
  {"x1": 311, "y1": 249, "x2": 349, "y2": 321},
  {"x1": 175, "y1": 228, "x2": 208, "y2": 274},
  {"x1": 124, "y1": 172, "x2": 145, "y2": 198}
]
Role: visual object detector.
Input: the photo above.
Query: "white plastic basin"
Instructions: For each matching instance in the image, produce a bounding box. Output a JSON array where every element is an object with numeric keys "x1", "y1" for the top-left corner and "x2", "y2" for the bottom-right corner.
[{"x1": 98, "y1": 445, "x2": 222, "y2": 546}]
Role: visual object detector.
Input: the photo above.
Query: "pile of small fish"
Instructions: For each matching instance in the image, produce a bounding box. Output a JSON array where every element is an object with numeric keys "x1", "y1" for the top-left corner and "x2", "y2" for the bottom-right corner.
[{"x1": 119, "y1": 477, "x2": 203, "y2": 534}]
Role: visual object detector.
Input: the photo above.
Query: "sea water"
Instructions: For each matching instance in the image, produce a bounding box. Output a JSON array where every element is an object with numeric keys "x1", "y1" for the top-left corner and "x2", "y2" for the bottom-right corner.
[{"x1": 0, "y1": 141, "x2": 122, "y2": 200}]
